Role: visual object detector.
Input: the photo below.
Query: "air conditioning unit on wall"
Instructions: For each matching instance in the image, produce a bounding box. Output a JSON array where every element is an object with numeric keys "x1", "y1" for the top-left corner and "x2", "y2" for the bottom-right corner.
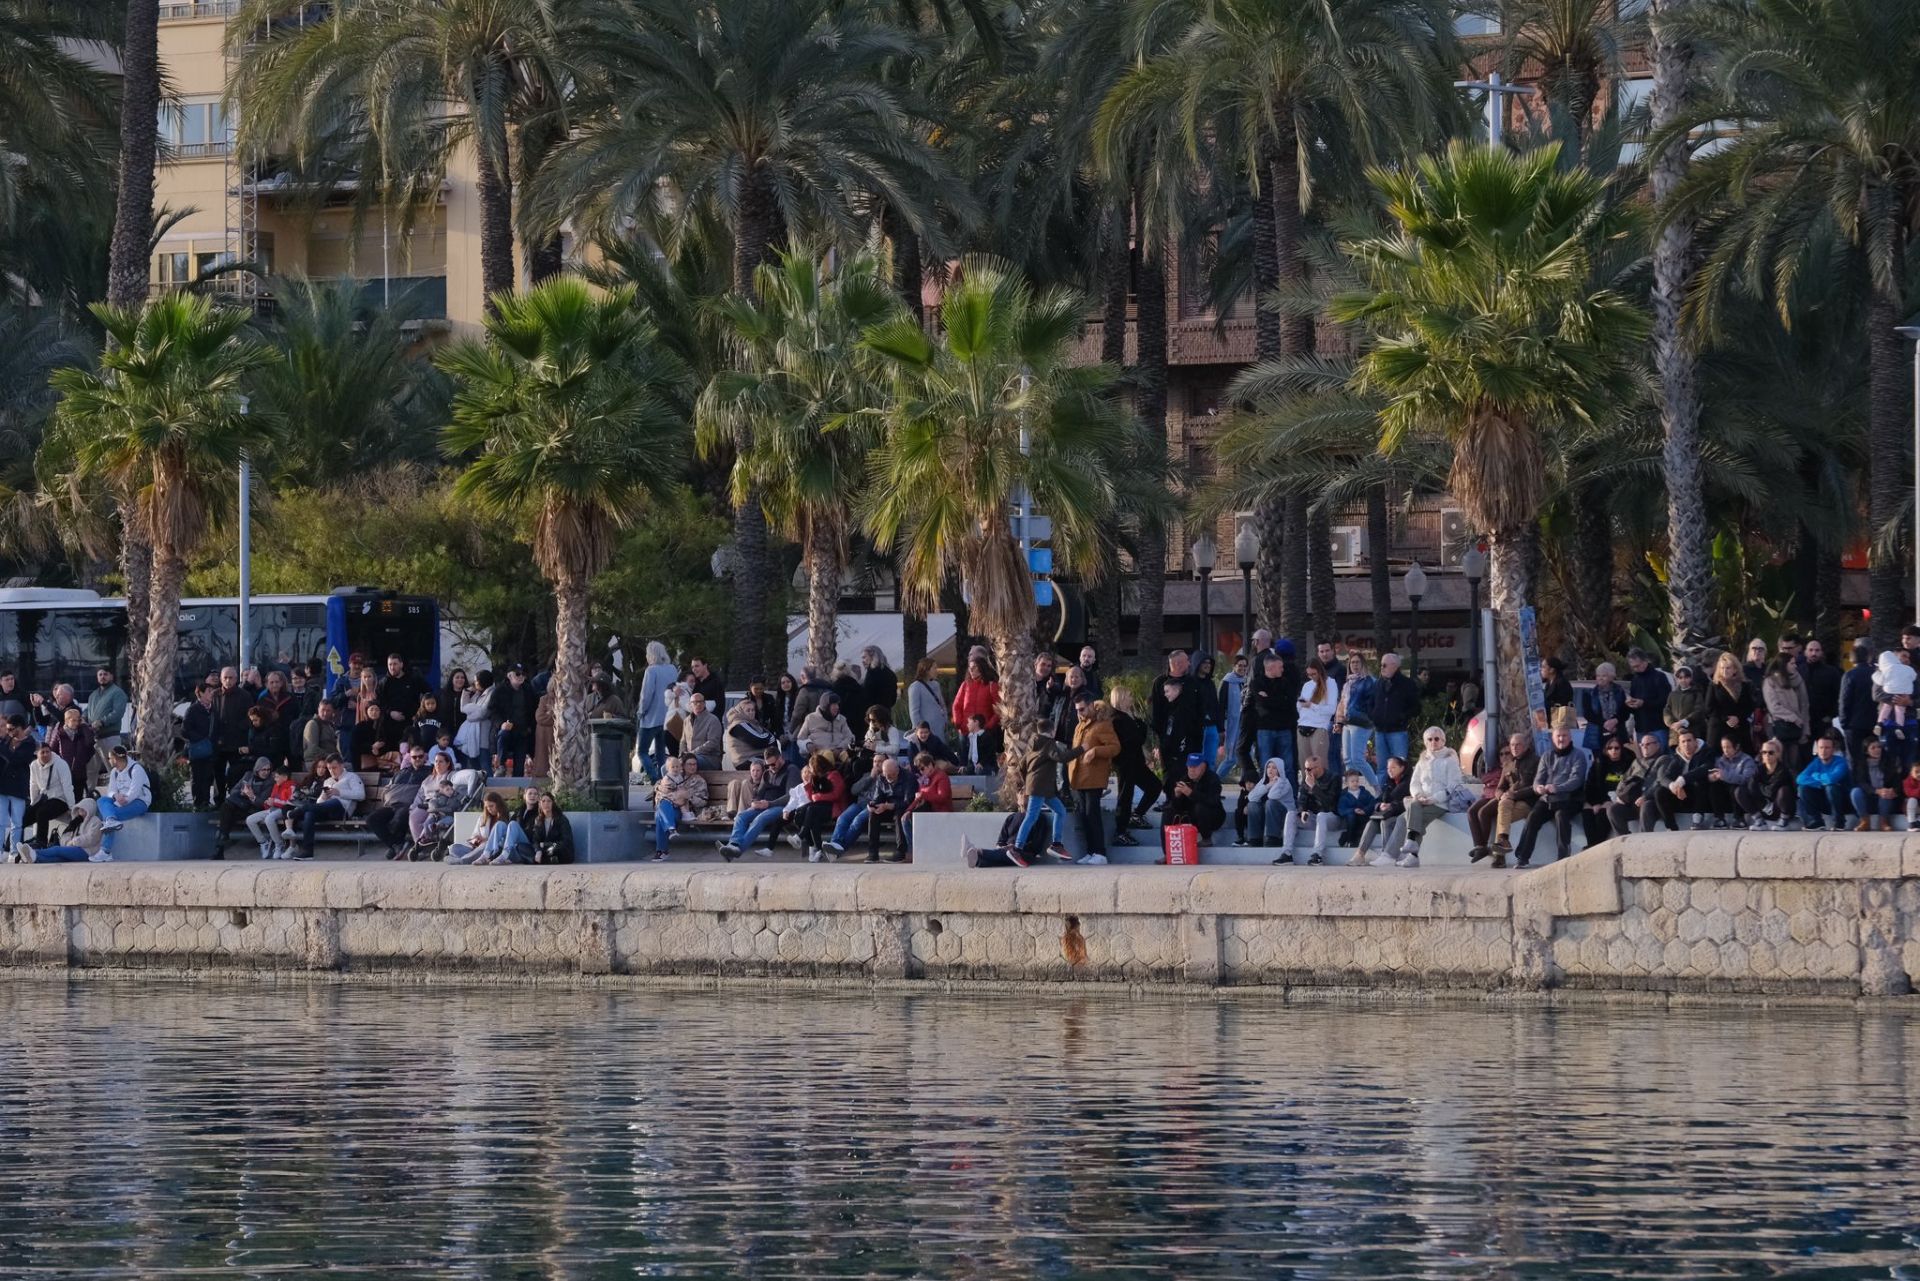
[{"x1": 1330, "y1": 525, "x2": 1363, "y2": 569}]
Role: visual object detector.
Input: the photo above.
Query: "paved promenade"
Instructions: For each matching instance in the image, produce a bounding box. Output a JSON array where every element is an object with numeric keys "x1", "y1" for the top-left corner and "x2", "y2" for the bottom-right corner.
[{"x1": 2, "y1": 833, "x2": 1917, "y2": 998}]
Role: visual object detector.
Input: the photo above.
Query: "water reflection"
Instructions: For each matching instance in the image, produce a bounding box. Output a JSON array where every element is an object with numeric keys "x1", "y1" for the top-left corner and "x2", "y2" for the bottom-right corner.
[{"x1": 1, "y1": 980, "x2": 1917, "y2": 1277}]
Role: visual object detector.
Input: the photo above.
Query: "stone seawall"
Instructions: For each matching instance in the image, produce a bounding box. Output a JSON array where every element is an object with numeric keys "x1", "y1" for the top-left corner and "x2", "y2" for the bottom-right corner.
[{"x1": 2, "y1": 833, "x2": 1918, "y2": 998}]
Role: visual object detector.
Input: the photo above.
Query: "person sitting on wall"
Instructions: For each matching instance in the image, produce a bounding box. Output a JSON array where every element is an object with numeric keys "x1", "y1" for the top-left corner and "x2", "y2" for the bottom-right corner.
[{"x1": 1163, "y1": 753, "x2": 1226, "y2": 844}]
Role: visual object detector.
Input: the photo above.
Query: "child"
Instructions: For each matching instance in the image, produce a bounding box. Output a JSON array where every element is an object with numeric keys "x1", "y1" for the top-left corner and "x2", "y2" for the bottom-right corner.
[
  {"x1": 1905, "y1": 760, "x2": 1920, "y2": 829},
  {"x1": 1876, "y1": 650, "x2": 1914, "y2": 766},
  {"x1": 1336, "y1": 769, "x2": 1377, "y2": 847},
  {"x1": 410, "y1": 694, "x2": 444, "y2": 749},
  {"x1": 246, "y1": 765, "x2": 297, "y2": 859},
  {"x1": 427, "y1": 732, "x2": 459, "y2": 771},
  {"x1": 1351, "y1": 756, "x2": 1410, "y2": 867}
]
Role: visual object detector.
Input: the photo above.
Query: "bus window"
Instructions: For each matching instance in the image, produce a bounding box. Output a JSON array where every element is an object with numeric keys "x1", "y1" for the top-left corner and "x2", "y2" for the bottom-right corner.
[
  {"x1": 7, "y1": 609, "x2": 130, "y2": 696},
  {"x1": 176, "y1": 604, "x2": 239, "y2": 694},
  {"x1": 336, "y1": 595, "x2": 439, "y2": 688},
  {"x1": 247, "y1": 603, "x2": 329, "y2": 675}
]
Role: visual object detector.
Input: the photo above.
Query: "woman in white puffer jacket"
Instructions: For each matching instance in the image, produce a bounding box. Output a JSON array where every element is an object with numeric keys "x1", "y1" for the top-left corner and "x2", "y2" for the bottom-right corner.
[{"x1": 1398, "y1": 726, "x2": 1469, "y2": 866}]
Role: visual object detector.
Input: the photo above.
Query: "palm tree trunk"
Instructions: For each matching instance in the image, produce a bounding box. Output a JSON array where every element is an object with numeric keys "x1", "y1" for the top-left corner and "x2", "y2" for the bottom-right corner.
[
  {"x1": 1649, "y1": 0, "x2": 1712, "y2": 651},
  {"x1": 726, "y1": 166, "x2": 782, "y2": 677},
  {"x1": 1281, "y1": 493, "x2": 1309, "y2": 650},
  {"x1": 548, "y1": 573, "x2": 591, "y2": 791},
  {"x1": 1866, "y1": 212, "x2": 1908, "y2": 651},
  {"x1": 804, "y1": 519, "x2": 842, "y2": 674},
  {"x1": 1102, "y1": 201, "x2": 1130, "y2": 366},
  {"x1": 1134, "y1": 245, "x2": 1170, "y2": 666},
  {"x1": 121, "y1": 518, "x2": 151, "y2": 683},
  {"x1": 1368, "y1": 483, "x2": 1392, "y2": 652},
  {"x1": 1249, "y1": 157, "x2": 1282, "y2": 366},
  {"x1": 1569, "y1": 490, "x2": 1614, "y2": 659},
  {"x1": 987, "y1": 623, "x2": 1038, "y2": 807},
  {"x1": 1254, "y1": 494, "x2": 1285, "y2": 641},
  {"x1": 1308, "y1": 502, "x2": 1336, "y2": 643},
  {"x1": 474, "y1": 138, "x2": 517, "y2": 310},
  {"x1": 106, "y1": 0, "x2": 160, "y2": 308},
  {"x1": 135, "y1": 548, "x2": 183, "y2": 764},
  {"x1": 1268, "y1": 127, "x2": 1313, "y2": 359},
  {"x1": 1087, "y1": 575, "x2": 1122, "y2": 671},
  {"x1": 1487, "y1": 525, "x2": 1534, "y2": 743}
]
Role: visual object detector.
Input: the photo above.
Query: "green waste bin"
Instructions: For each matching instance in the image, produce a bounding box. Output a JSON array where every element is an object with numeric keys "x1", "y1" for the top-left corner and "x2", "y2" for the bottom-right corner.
[{"x1": 588, "y1": 717, "x2": 636, "y2": 810}]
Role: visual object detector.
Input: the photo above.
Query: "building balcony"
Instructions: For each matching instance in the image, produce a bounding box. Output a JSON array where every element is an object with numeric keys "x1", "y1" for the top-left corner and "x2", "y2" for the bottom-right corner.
[
  {"x1": 171, "y1": 140, "x2": 232, "y2": 161},
  {"x1": 159, "y1": 0, "x2": 239, "y2": 20}
]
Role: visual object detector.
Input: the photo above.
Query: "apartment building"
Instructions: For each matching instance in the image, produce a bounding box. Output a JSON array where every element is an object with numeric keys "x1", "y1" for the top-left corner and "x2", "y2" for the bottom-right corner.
[{"x1": 151, "y1": 0, "x2": 496, "y2": 327}]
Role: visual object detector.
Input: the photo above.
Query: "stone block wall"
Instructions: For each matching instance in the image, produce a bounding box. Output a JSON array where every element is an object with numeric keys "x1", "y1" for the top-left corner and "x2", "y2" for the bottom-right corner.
[{"x1": 0, "y1": 834, "x2": 1917, "y2": 998}]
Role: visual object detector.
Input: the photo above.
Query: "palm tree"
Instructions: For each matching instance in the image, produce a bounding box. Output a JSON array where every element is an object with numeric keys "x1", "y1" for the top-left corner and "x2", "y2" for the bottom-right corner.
[
  {"x1": 0, "y1": 1, "x2": 116, "y2": 248},
  {"x1": 437, "y1": 277, "x2": 684, "y2": 792},
  {"x1": 697, "y1": 248, "x2": 902, "y2": 674},
  {"x1": 1647, "y1": 0, "x2": 1713, "y2": 653},
  {"x1": 536, "y1": 0, "x2": 955, "y2": 673},
  {"x1": 1659, "y1": 0, "x2": 1920, "y2": 651},
  {"x1": 863, "y1": 257, "x2": 1132, "y2": 786},
  {"x1": 1332, "y1": 142, "x2": 1648, "y2": 734},
  {"x1": 229, "y1": 0, "x2": 594, "y2": 307},
  {"x1": 47, "y1": 295, "x2": 277, "y2": 764},
  {"x1": 248, "y1": 276, "x2": 448, "y2": 476},
  {"x1": 106, "y1": 0, "x2": 161, "y2": 310},
  {"x1": 1100, "y1": 0, "x2": 1463, "y2": 643},
  {"x1": 1476, "y1": 0, "x2": 1644, "y2": 150}
]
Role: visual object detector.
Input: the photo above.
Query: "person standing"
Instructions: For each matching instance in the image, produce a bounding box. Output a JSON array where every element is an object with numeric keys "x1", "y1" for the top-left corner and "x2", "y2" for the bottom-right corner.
[
  {"x1": 1801, "y1": 639, "x2": 1842, "y2": 740},
  {"x1": 1149, "y1": 650, "x2": 1207, "y2": 792},
  {"x1": 907, "y1": 659, "x2": 947, "y2": 741},
  {"x1": 1760, "y1": 656, "x2": 1810, "y2": 770},
  {"x1": 183, "y1": 683, "x2": 219, "y2": 809},
  {"x1": 1707, "y1": 653, "x2": 1758, "y2": 754},
  {"x1": 1107, "y1": 687, "x2": 1157, "y2": 845},
  {"x1": 636, "y1": 642, "x2": 678, "y2": 782},
  {"x1": 859, "y1": 646, "x2": 899, "y2": 725},
  {"x1": 1578, "y1": 663, "x2": 1628, "y2": 753},
  {"x1": 489, "y1": 665, "x2": 538, "y2": 776},
  {"x1": 1623, "y1": 648, "x2": 1672, "y2": 748},
  {"x1": 1218, "y1": 652, "x2": 1248, "y2": 776},
  {"x1": 1839, "y1": 641, "x2": 1879, "y2": 768},
  {"x1": 1067, "y1": 696, "x2": 1120, "y2": 864},
  {"x1": 949, "y1": 655, "x2": 1000, "y2": 735},
  {"x1": 1334, "y1": 652, "x2": 1378, "y2": 786},
  {"x1": 211, "y1": 667, "x2": 255, "y2": 789},
  {"x1": 1295, "y1": 658, "x2": 1340, "y2": 778},
  {"x1": 86, "y1": 667, "x2": 129, "y2": 782},
  {"x1": 1370, "y1": 653, "x2": 1423, "y2": 771},
  {"x1": 377, "y1": 653, "x2": 427, "y2": 750},
  {"x1": 1243, "y1": 649, "x2": 1301, "y2": 783},
  {"x1": 0, "y1": 717, "x2": 38, "y2": 853}
]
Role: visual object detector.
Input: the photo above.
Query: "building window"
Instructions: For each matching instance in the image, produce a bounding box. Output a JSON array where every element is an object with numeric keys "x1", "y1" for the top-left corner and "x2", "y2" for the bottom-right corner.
[
  {"x1": 160, "y1": 99, "x2": 233, "y2": 159},
  {"x1": 1455, "y1": 14, "x2": 1500, "y2": 35},
  {"x1": 1618, "y1": 77, "x2": 1654, "y2": 163},
  {"x1": 152, "y1": 251, "x2": 192, "y2": 290}
]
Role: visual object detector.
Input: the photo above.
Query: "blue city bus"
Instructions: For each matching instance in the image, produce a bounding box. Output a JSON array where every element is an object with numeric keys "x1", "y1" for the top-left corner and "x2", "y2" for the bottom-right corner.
[{"x1": 0, "y1": 586, "x2": 441, "y2": 697}]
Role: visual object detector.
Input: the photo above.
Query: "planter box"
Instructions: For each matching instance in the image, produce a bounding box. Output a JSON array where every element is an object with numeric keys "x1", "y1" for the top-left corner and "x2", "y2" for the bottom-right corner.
[
  {"x1": 451, "y1": 810, "x2": 647, "y2": 863},
  {"x1": 105, "y1": 811, "x2": 214, "y2": 861}
]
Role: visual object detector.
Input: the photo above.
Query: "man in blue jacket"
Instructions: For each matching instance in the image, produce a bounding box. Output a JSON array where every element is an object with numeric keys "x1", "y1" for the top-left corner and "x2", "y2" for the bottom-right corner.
[{"x1": 1796, "y1": 733, "x2": 1853, "y2": 830}]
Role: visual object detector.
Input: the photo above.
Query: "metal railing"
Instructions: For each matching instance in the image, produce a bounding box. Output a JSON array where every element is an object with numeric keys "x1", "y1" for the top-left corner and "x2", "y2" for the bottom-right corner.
[
  {"x1": 173, "y1": 140, "x2": 232, "y2": 160},
  {"x1": 159, "y1": 0, "x2": 239, "y2": 20}
]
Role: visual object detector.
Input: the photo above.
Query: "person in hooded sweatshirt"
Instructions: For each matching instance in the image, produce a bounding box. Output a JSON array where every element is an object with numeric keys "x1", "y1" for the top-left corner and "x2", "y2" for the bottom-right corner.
[{"x1": 1235, "y1": 757, "x2": 1295, "y2": 849}]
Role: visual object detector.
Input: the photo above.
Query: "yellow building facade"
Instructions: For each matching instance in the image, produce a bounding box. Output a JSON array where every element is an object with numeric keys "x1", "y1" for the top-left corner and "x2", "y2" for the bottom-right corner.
[{"x1": 152, "y1": 1, "x2": 496, "y2": 328}]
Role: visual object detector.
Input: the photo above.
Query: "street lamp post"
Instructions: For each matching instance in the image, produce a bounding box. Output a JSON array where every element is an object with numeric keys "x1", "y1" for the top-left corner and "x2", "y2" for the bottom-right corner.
[
  {"x1": 1461, "y1": 546, "x2": 1487, "y2": 693},
  {"x1": 1193, "y1": 533, "x2": 1217, "y2": 658},
  {"x1": 1235, "y1": 521, "x2": 1258, "y2": 658},
  {"x1": 1895, "y1": 322, "x2": 1920, "y2": 620},
  {"x1": 237, "y1": 395, "x2": 251, "y2": 673},
  {"x1": 1403, "y1": 562, "x2": 1427, "y2": 676}
]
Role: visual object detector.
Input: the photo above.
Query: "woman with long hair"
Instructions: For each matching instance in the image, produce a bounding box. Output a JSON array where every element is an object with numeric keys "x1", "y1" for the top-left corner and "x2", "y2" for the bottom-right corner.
[
  {"x1": 1296, "y1": 658, "x2": 1340, "y2": 779},
  {"x1": 1107, "y1": 686, "x2": 1159, "y2": 846},
  {"x1": 907, "y1": 658, "x2": 948, "y2": 739},
  {"x1": 1761, "y1": 655, "x2": 1810, "y2": 769},
  {"x1": 448, "y1": 792, "x2": 533, "y2": 865},
  {"x1": 1709, "y1": 652, "x2": 1758, "y2": 754}
]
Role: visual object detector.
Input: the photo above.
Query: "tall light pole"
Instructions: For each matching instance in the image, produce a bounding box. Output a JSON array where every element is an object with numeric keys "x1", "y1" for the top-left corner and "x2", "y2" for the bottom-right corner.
[
  {"x1": 1193, "y1": 532, "x2": 1217, "y2": 658},
  {"x1": 237, "y1": 394, "x2": 252, "y2": 672},
  {"x1": 1235, "y1": 521, "x2": 1258, "y2": 657},
  {"x1": 1461, "y1": 545, "x2": 1487, "y2": 692},
  {"x1": 1896, "y1": 323, "x2": 1920, "y2": 620},
  {"x1": 1403, "y1": 562, "x2": 1427, "y2": 677}
]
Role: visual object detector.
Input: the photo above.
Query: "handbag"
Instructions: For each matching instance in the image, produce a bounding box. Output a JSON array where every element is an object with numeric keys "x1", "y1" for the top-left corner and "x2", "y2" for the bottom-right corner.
[{"x1": 187, "y1": 738, "x2": 215, "y2": 762}]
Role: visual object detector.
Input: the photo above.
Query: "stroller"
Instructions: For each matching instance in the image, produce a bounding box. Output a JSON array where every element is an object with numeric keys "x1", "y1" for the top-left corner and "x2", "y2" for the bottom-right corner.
[{"x1": 400, "y1": 768, "x2": 489, "y2": 862}]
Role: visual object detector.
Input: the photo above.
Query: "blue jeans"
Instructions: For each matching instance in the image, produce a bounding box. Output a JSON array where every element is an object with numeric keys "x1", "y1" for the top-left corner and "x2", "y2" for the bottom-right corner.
[
  {"x1": 1255, "y1": 730, "x2": 1296, "y2": 784},
  {"x1": 638, "y1": 726, "x2": 669, "y2": 780},
  {"x1": 95, "y1": 795, "x2": 149, "y2": 855},
  {"x1": 1202, "y1": 726, "x2": 1221, "y2": 768},
  {"x1": 1850, "y1": 788, "x2": 1898, "y2": 822},
  {"x1": 1376, "y1": 730, "x2": 1410, "y2": 774},
  {"x1": 831, "y1": 802, "x2": 869, "y2": 848},
  {"x1": 1341, "y1": 726, "x2": 1377, "y2": 788},
  {"x1": 32, "y1": 844, "x2": 91, "y2": 863},
  {"x1": 1014, "y1": 794, "x2": 1069, "y2": 848},
  {"x1": 1244, "y1": 797, "x2": 1288, "y2": 842},
  {"x1": 1797, "y1": 783, "x2": 1849, "y2": 827},
  {"x1": 296, "y1": 798, "x2": 346, "y2": 853},
  {"x1": 728, "y1": 806, "x2": 784, "y2": 847},
  {"x1": 654, "y1": 799, "x2": 681, "y2": 852},
  {"x1": 496, "y1": 728, "x2": 529, "y2": 775},
  {"x1": 0, "y1": 794, "x2": 24, "y2": 848}
]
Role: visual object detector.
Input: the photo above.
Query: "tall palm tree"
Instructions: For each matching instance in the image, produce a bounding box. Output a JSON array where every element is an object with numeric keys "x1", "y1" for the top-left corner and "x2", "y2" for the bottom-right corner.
[
  {"x1": 106, "y1": 0, "x2": 160, "y2": 310},
  {"x1": 1647, "y1": 0, "x2": 1713, "y2": 653},
  {"x1": 230, "y1": 0, "x2": 595, "y2": 307},
  {"x1": 47, "y1": 296, "x2": 278, "y2": 764},
  {"x1": 1100, "y1": 0, "x2": 1463, "y2": 643},
  {"x1": 0, "y1": 1, "x2": 116, "y2": 246},
  {"x1": 863, "y1": 257, "x2": 1132, "y2": 787},
  {"x1": 438, "y1": 278, "x2": 684, "y2": 791},
  {"x1": 697, "y1": 248, "x2": 902, "y2": 674},
  {"x1": 1476, "y1": 0, "x2": 1644, "y2": 150},
  {"x1": 1333, "y1": 142, "x2": 1648, "y2": 734},
  {"x1": 1659, "y1": 0, "x2": 1920, "y2": 650},
  {"x1": 536, "y1": 0, "x2": 955, "y2": 674}
]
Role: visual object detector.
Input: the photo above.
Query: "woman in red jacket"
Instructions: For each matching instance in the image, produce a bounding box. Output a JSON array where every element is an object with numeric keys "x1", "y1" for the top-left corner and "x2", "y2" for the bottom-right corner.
[
  {"x1": 950, "y1": 655, "x2": 1000, "y2": 732},
  {"x1": 899, "y1": 752, "x2": 953, "y2": 862},
  {"x1": 799, "y1": 752, "x2": 849, "y2": 862}
]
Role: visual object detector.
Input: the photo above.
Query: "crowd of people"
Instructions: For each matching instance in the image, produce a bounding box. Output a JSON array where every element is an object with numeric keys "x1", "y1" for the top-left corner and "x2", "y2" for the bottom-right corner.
[{"x1": 5, "y1": 622, "x2": 1916, "y2": 870}]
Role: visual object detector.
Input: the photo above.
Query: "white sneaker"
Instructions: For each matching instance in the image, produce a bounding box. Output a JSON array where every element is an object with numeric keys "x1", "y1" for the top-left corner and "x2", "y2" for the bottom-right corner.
[
  {"x1": 1394, "y1": 852, "x2": 1420, "y2": 868},
  {"x1": 18, "y1": 846, "x2": 36, "y2": 864},
  {"x1": 785, "y1": 834, "x2": 802, "y2": 850},
  {"x1": 1076, "y1": 853, "x2": 1108, "y2": 865},
  {"x1": 807, "y1": 847, "x2": 823, "y2": 863},
  {"x1": 755, "y1": 847, "x2": 773, "y2": 858},
  {"x1": 88, "y1": 852, "x2": 112, "y2": 862},
  {"x1": 99, "y1": 819, "x2": 124, "y2": 832},
  {"x1": 962, "y1": 839, "x2": 980, "y2": 868},
  {"x1": 10, "y1": 842, "x2": 29, "y2": 863}
]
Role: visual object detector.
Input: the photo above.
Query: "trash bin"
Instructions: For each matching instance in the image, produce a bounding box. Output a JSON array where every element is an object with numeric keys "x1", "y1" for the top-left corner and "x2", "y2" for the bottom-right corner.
[{"x1": 589, "y1": 717, "x2": 636, "y2": 810}]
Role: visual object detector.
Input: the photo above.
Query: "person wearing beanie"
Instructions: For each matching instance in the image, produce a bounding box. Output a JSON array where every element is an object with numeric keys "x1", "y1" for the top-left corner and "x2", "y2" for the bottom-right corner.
[{"x1": 212, "y1": 757, "x2": 277, "y2": 859}]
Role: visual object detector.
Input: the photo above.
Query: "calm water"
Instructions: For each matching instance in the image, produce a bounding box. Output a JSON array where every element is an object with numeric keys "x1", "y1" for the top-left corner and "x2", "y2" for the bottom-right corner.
[{"x1": 1, "y1": 981, "x2": 1918, "y2": 1278}]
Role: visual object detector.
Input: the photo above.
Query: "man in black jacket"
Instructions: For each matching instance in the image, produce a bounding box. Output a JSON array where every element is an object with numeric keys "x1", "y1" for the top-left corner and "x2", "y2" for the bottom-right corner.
[
  {"x1": 1800, "y1": 638, "x2": 1842, "y2": 740},
  {"x1": 184, "y1": 683, "x2": 220, "y2": 809},
  {"x1": 489, "y1": 665, "x2": 538, "y2": 776},
  {"x1": 1240, "y1": 649, "x2": 1301, "y2": 780},
  {"x1": 1623, "y1": 647, "x2": 1673, "y2": 746},
  {"x1": 686, "y1": 656, "x2": 726, "y2": 709},
  {"x1": 1149, "y1": 651, "x2": 1206, "y2": 788},
  {"x1": 1651, "y1": 729, "x2": 1714, "y2": 829},
  {"x1": 862, "y1": 756, "x2": 918, "y2": 863},
  {"x1": 1839, "y1": 641, "x2": 1878, "y2": 768},
  {"x1": 1163, "y1": 753, "x2": 1226, "y2": 841},
  {"x1": 1370, "y1": 652, "x2": 1424, "y2": 766},
  {"x1": 377, "y1": 653, "x2": 427, "y2": 749},
  {"x1": 211, "y1": 667, "x2": 256, "y2": 790},
  {"x1": 367, "y1": 746, "x2": 434, "y2": 857}
]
